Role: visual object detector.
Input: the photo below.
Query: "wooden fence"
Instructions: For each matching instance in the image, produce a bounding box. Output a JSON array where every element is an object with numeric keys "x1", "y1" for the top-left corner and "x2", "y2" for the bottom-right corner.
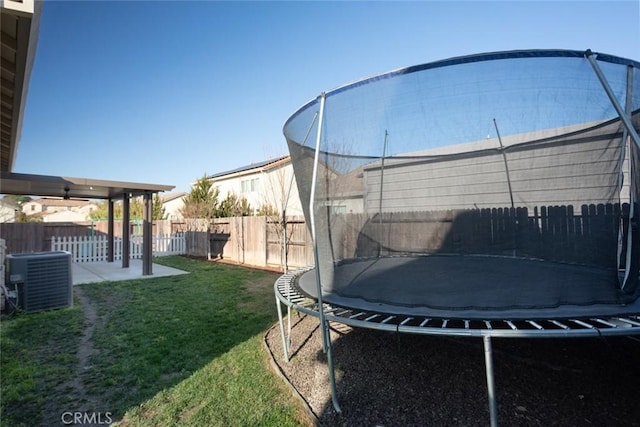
[
  {"x1": 337, "y1": 204, "x2": 626, "y2": 268},
  {"x1": 0, "y1": 217, "x2": 312, "y2": 271},
  {"x1": 51, "y1": 234, "x2": 186, "y2": 263},
  {"x1": 0, "y1": 219, "x2": 174, "y2": 254},
  {"x1": 185, "y1": 204, "x2": 626, "y2": 271},
  {"x1": 1, "y1": 203, "x2": 626, "y2": 272},
  {"x1": 181, "y1": 216, "x2": 314, "y2": 271}
]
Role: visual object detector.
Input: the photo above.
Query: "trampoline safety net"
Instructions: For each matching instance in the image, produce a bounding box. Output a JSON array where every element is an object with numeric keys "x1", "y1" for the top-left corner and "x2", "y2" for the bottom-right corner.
[{"x1": 284, "y1": 50, "x2": 640, "y2": 317}]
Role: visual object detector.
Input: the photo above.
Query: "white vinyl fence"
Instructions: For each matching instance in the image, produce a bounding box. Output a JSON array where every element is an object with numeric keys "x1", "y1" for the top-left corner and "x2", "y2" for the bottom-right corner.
[{"x1": 51, "y1": 234, "x2": 186, "y2": 263}]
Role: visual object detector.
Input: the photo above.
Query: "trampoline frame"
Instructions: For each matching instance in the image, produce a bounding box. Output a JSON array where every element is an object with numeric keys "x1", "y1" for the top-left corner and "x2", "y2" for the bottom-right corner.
[
  {"x1": 275, "y1": 50, "x2": 640, "y2": 426},
  {"x1": 274, "y1": 266, "x2": 640, "y2": 425}
]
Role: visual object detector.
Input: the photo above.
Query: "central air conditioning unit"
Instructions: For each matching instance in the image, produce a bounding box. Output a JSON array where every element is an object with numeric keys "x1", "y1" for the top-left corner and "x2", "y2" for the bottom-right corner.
[{"x1": 5, "y1": 251, "x2": 73, "y2": 313}]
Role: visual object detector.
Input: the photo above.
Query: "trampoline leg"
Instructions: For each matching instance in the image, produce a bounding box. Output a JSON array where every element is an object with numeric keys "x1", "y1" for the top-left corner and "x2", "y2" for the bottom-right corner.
[
  {"x1": 276, "y1": 297, "x2": 289, "y2": 362},
  {"x1": 483, "y1": 335, "x2": 499, "y2": 427},
  {"x1": 287, "y1": 305, "x2": 292, "y2": 349},
  {"x1": 323, "y1": 319, "x2": 342, "y2": 414}
]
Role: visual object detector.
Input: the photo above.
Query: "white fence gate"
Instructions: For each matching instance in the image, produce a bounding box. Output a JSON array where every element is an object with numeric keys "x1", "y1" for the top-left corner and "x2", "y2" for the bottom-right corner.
[{"x1": 51, "y1": 234, "x2": 186, "y2": 263}]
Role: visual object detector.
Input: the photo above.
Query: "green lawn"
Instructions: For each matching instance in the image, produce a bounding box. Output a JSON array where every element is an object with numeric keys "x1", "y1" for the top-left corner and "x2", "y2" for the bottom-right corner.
[{"x1": 0, "y1": 256, "x2": 309, "y2": 427}]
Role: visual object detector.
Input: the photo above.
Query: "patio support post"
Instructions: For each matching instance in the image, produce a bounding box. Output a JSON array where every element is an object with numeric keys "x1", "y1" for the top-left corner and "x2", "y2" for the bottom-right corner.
[
  {"x1": 122, "y1": 193, "x2": 130, "y2": 268},
  {"x1": 107, "y1": 198, "x2": 114, "y2": 263},
  {"x1": 142, "y1": 192, "x2": 153, "y2": 276}
]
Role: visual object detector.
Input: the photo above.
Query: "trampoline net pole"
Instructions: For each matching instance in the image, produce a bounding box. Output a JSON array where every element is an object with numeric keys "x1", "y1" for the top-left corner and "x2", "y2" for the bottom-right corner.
[
  {"x1": 586, "y1": 50, "x2": 640, "y2": 151},
  {"x1": 275, "y1": 295, "x2": 289, "y2": 362},
  {"x1": 326, "y1": 323, "x2": 342, "y2": 414},
  {"x1": 287, "y1": 305, "x2": 292, "y2": 349},
  {"x1": 309, "y1": 92, "x2": 343, "y2": 414},
  {"x1": 309, "y1": 92, "x2": 329, "y2": 353},
  {"x1": 616, "y1": 66, "x2": 632, "y2": 283},
  {"x1": 587, "y1": 51, "x2": 640, "y2": 292},
  {"x1": 493, "y1": 118, "x2": 517, "y2": 257},
  {"x1": 621, "y1": 65, "x2": 637, "y2": 292},
  {"x1": 483, "y1": 335, "x2": 499, "y2": 427}
]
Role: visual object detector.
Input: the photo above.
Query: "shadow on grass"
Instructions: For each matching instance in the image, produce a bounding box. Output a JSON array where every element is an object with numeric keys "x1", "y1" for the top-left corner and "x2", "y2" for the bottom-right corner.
[{"x1": 1, "y1": 256, "x2": 304, "y2": 427}]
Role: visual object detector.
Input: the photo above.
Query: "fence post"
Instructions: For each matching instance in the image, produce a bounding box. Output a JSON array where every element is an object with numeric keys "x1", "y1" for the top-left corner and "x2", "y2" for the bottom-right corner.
[{"x1": 264, "y1": 216, "x2": 268, "y2": 268}]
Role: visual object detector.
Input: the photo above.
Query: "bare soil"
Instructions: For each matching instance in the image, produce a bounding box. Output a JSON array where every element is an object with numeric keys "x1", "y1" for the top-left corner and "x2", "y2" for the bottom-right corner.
[
  {"x1": 265, "y1": 314, "x2": 640, "y2": 426},
  {"x1": 42, "y1": 287, "x2": 104, "y2": 422}
]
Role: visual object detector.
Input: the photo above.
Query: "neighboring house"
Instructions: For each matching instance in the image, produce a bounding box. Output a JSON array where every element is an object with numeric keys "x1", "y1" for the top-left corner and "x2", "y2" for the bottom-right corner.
[
  {"x1": 41, "y1": 210, "x2": 90, "y2": 223},
  {"x1": 160, "y1": 191, "x2": 187, "y2": 220},
  {"x1": 205, "y1": 156, "x2": 303, "y2": 216},
  {"x1": 360, "y1": 119, "x2": 630, "y2": 214},
  {"x1": 0, "y1": 200, "x2": 19, "y2": 223},
  {"x1": 21, "y1": 197, "x2": 98, "y2": 221}
]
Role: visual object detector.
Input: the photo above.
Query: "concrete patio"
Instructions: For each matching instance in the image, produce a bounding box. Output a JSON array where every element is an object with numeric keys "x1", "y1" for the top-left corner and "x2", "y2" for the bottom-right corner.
[{"x1": 72, "y1": 260, "x2": 189, "y2": 285}]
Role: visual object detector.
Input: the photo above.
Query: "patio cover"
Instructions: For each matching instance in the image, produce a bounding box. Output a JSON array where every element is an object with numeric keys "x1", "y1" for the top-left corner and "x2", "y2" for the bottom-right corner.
[
  {"x1": 0, "y1": 171, "x2": 173, "y2": 199},
  {"x1": 0, "y1": 171, "x2": 175, "y2": 275}
]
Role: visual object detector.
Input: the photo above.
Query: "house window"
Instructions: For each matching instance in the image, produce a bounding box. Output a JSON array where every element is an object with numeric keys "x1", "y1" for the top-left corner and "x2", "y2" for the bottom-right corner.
[
  {"x1": 241, "y1": 178, "x2": 259, "y2": 193},
  {"x1": 31, "y1": 205, "x2": 35, "y2": 211}
]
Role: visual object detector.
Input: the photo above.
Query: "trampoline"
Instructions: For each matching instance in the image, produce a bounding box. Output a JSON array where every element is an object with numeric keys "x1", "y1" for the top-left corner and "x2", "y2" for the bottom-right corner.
[{"x1": 274, "y1": 49, "x2": 640, "y2": 426}]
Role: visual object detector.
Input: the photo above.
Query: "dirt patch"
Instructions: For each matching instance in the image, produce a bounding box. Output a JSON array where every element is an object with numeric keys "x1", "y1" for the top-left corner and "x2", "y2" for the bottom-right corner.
[
  {"x1": 211, "y1": 257, "x2": 285, "y2": 274},
  {"x1": 238, "y1": 272, "x2": 281, "y2": 312},
  {"x1": 75, "y1": 288, "x2": 98, "y2": 380},
  {"x1": 265, "y1": 314, "x2": 640, "y2": 426},
  {"x1": 45, "y1": 287, "x2": 104, "y2": 418}
]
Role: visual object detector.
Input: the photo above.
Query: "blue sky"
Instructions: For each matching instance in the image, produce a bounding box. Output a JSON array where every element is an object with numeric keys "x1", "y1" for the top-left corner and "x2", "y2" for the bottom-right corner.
[{"x1": 14, "y1": 0, "x2": 640, "y2": 193}]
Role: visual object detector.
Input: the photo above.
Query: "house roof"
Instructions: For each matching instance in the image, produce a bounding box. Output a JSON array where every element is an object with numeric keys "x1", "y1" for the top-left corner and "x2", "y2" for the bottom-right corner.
[
  {"x1": 160, "y1": 191, "x2": 187, "y2": 203},
  {"x1": 0, "y1": 199, "x2": 19, "y2": 210},
  {"x1": 1, "y1": 1, "x2": 42, "y2": 173},
  {"x1": 206, "y1": 156, "x2": 289, "y2": 181}
]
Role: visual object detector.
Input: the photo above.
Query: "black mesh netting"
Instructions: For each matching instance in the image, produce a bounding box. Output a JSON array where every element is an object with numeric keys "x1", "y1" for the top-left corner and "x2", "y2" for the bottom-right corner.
[{"x1": 284, "y1": 50, "x2": 640, "y2": 318}]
